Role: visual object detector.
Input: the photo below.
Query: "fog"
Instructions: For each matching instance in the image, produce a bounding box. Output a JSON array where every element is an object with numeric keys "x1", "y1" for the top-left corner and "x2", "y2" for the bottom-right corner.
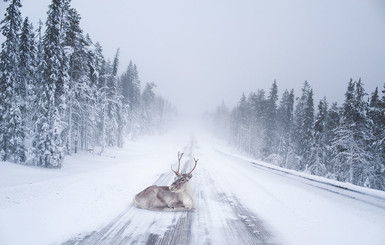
[{"x1": 2, "y1": 0, "x2": 385, "y2": 117}]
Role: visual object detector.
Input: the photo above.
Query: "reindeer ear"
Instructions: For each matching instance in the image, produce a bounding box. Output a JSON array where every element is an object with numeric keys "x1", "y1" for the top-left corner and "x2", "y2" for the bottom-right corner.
[{"x1": 187, "y1": 173, "x2": 193, "y2": 179}]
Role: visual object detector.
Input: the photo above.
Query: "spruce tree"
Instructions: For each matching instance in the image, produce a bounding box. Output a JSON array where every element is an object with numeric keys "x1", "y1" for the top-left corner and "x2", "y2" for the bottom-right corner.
[
  {"x1": 263, "y1": 81, "x2": 278, "y2": 158},
  {"x1": 367, "y1": 86, "x2": 385, "y2": 190},
  {"x1": 236, "y1": 93, "x2": 251, "y2": 152},
  {"x1": 331, "y1": 79, "x2": 375, "y2": 186},
  {"x1": 19, "y1": 17, "x2": 36, "y2": 142},
  {"x1": 104, "y1": 49, "x2": 121, "y2": 147},
  {"x1": 302, "y1": 88, "x2": 314, "y2": 163},
  {"x1": 64, "y1": 7, "x2": 96, "y2": 153},
  {"x1": 247, "y1": 90, "x2": 266, "y2": 158},
  {"x1": 120, "y1": 60, "x2": 141, "y2": 138},
  {"x1": 324, "y1": 102, "x2": 340, "y2": 172},
  {"x1": 0, "y1": 0, "x2": 25, "y2": 163},
  {"x1": 33, "y1": 0, "x2": 70, "y2": 168},
  {"x1": 292, "y1": 81, "x2": 314, "y2": 170},
  {"x1": 97, "y1": 52, "x2": 108, "y2": 154},
  {"x1": 277, "y1": 89, "x2": 295, "y2": 167},
  {"x1": 308, "y1": 97, "x2": 328, "y2": 175}
]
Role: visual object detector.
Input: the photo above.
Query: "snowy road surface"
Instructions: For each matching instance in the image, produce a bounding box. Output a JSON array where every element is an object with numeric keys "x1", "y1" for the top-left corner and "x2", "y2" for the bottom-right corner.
[
  {"x1": 1, "y1": 129, "x2": 385, "y2": 245},
  {"x1": 63, "y1": 137, "x2": 277, "y2": 245}
]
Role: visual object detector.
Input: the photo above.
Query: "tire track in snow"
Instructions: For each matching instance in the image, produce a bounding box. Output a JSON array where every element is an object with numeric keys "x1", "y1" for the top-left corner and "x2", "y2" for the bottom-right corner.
[
  {"x1": 191, "y1": 167, "x2": 278, "y2": 245},
  {"x1": 224, "y1": 194, "x2": 277, "y2": 245}
]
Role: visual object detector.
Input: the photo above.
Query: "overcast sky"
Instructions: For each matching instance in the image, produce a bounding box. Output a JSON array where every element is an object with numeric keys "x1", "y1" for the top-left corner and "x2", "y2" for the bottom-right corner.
[{"x1": 1, "y1": 0, "x2": 385, "y2": 117}]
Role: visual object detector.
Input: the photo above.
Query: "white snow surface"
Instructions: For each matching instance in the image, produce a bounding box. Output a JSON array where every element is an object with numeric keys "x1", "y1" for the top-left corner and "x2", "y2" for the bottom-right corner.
[{"x1": 1, "y1": 127, "x2": 385, "y2": 245}]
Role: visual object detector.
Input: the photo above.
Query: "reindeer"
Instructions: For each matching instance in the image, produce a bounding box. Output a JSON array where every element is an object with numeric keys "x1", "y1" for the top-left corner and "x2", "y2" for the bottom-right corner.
[{"x1": 133, "y1": 152, "x2": 198, "y2": 211}]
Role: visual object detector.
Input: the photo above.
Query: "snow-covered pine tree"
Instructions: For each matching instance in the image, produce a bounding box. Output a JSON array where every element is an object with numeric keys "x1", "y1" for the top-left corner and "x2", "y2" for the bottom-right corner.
[
  {"x1": 308, "y1": 97, "x2": 328, "y2": 176},
  {"x1": 78, "y1": 35, "x2": 102, "y2": 152},
  {"x1": 64, "y1": 7, "x2": 96, "y2": 153},
  {"x1": 352, "y1": 79, "x2": 376, "y2": 187},
  {"x1": 94, "y1": 43, "x2": 108, "y2": 154},
  {"x1": 247, "y1": 90, "x2": 266, "y2": 158},
  {"x1": 101, "y1": 59, "x2": 113, "y2": 147},
  {"x1": 120, "y1": 60, "x2": 141, "y2": 139},
  {"x1": 262, "y1": 80, "x2": 278, "y2": 159},
  {"x1": 19, "y1": 17, "x2": 36, "y2": 133},
  {"x1": 367, "y1": 85, "x2": 385, "y2": 190},
  {"x1": 0, "y1": 0, "x2": 26, "y2": 163},
  {"x1": 303, "y1": 88, "x2": 315, "y2": 164},
  {"x1": 377, "y1": 84, "x2": 385, "y2": 189},
  {"x1": 35, "y1": 19, "x2": 44, "y2": 70},
  {"x1": 331, "y1": 79, "x2": 355, "y2": 182},
  {"x1": 331, "y1": 79, "x2": 375, "y2": 186},
  {"x1": 104, "y1": 49, "x2": 121, "y2": 147},
  {"x1": 324, "y1": 102, "x2": 340, "y2": 173},
  {"x1": 291, "y1": 81, "x2": 314, "y2": 170},
  {"x1": 229, "y1": 107, "x2": 239, "y2": 149},
  {"x1": 380, "y1": 83, "x2": 385, "y2": 161},
  {"x1": 33, "y1": 0, "x2": 70, "y2": 168},
  {"x1": 276, "y1": 89, "x2": 294, "y2": 167},
  {"x1": 116, "y1": 78, "x2": 124, "y2": 148},
  {"x1": 235, "y1": 93, "x2": 251, "y2": 153}
]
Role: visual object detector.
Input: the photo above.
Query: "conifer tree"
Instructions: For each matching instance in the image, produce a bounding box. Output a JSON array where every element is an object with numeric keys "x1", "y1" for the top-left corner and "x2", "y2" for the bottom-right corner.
[
  {"x1": 292, "y1": 81, "x2": 314, "y2": 170},
  {"x1": 324, "y1": 102, "x2": 340, "y2": 172},
  {"x1": 0, "y1": 0, "x2": 25, "y2": 163},
  {"x1": 64, "y1": 7, "x2": 95, "y2": 153},
  {"x1": 303, "y1": 88, "x2": 314, "y2": 163},
  {"x1": 308, "y1": 97, "x2": 328, "y2": 175},
  {"x1": 368, "y1": 86, "x2": 385, "y2": 190},
  {"x1": 277, "y1": 89, "x2": 294, "y2": 167},
  {"x1": 97, "y1": 48, "x2": 108, "y2": 154},
  {"x1": 247, "y1": 90, "x2": 266, "y2": 158},
  {"x1": 236, "y1": 93, "x2": 251, "y2": 152},
  {"x1": 102, "y1": 49, "x2": 121, "y2": 147},
  {"x1": 211, "y1": 79, "x2": 385, "y2": 190},
  {"x1": 0, "y1": 0, "x2": 172, "y2": 166},
  {"x1": 33, "y1": 0, "x2": 70, "y2": 168},
  {"x1": 262, "y1": 81, "x2": 278, "y2": 158},
  {"x1": 331, "y1": 79, "x2": 375, "y2": 186},
  {"x1": 120, "y1": 60, "x2": 141, "y2": 138},
  {"x1": 19, "y1": 17, "x2": 36, "y2": 114},
  {"x1": 379, "y1": 84, "x2": 385, "y2": 162},
  {"x1": 18, "y1": 17, "x2": 36, "y2": 154}
]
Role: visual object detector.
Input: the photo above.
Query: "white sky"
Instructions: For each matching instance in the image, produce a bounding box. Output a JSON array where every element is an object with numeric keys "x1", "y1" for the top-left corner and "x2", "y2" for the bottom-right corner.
[{"x1": 1, "y1": 0, "x2": 385, "y2": 117}]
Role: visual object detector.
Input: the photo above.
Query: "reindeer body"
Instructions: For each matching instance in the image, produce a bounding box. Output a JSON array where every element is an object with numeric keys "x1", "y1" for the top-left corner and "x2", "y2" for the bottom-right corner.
[
  {"x1": 133, "y1": 152, "x2": 198, "y2": 211},
  {"x1": 133, "y1": 182, "x2": 194, "y2": 211}
]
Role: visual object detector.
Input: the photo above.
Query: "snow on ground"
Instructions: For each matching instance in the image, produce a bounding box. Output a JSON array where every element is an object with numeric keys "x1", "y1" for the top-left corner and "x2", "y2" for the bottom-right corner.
[
  {"x1": 0, "y1": 131, "x2": 189, "y2": 245},
  {"x1": 199, "y1": 133, "x2": 385, "y2": 245},
  {"x1": 1, "y1": 126, "x2": 385, "y2": 245}
]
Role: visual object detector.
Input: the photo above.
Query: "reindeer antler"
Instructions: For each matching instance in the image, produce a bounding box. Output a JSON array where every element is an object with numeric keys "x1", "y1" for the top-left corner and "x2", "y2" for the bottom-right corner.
[
  {"x1": 187, "y1": 158, "x2": 199, "y2": 175},
  {"x1": 171, "y1": 151, "x2": 184, "y2": 175}
]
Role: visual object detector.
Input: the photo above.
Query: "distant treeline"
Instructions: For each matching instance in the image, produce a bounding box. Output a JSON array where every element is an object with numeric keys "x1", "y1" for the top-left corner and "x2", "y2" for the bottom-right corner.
[
  {"x1": 209, "y1": 80, "x2": 385, "y2": 191},
  {"x1": 0, "y1": 0, "x2": 176, "y2": 168}
]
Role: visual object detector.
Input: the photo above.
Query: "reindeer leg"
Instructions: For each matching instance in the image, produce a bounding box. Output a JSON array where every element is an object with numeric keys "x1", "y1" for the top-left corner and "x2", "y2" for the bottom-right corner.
[{"x1": 168, "y1": 200, "x2": 184, "y2": 209}]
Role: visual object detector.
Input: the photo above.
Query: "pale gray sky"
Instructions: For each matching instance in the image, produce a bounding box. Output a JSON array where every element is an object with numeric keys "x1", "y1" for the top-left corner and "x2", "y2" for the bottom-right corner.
[{"x1": 1, "y1": 0, "x2": 385, "y2": 117}]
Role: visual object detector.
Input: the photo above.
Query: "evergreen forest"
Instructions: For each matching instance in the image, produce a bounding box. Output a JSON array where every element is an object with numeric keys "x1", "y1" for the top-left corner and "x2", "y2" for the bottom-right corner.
[
  {"x1": 210, "y1": 80, "x2": 385, "y2": 191},
  {"x1": 0, "y1": 0, "x2": 176, "y2": 168}
]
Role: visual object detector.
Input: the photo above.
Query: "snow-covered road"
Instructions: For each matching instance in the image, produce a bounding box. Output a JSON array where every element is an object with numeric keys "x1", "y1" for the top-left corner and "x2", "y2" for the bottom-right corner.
[
  {"x1": 1, "y1": 128, "x2": 385, "y2": 245},
  {"x1": 63, "y1": 137, "x2": 277, "y2": 244}
]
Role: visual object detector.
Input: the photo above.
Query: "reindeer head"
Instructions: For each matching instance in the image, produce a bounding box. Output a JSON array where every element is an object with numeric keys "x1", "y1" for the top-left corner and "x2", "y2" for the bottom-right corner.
[{"x1": 169, "y1": 152, "x2": 198, "y2": 193}]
